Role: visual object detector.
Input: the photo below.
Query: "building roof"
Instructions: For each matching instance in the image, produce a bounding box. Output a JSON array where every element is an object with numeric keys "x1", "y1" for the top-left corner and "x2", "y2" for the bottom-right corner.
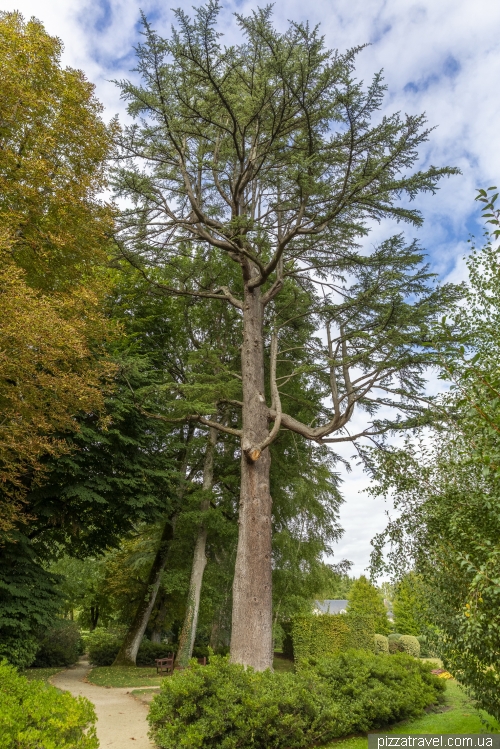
[{"x1": 314, "y1": 599, "x2": 348, "y2": 614}]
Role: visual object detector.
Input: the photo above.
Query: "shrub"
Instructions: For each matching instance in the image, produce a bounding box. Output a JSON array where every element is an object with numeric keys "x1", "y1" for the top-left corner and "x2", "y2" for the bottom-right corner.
[
  {"x1": 374, "y1": 634, "x2": 389, "y2": 654},
  {"x1": 33, "y1": 621, "x2": 81, "y2": 668},
  {"x1": 137, "y1": 640, "x2": 176, "y2": 666},
  {"x1": 0, "y1": 659, "x2": 98, "y2": 748},
  {"x1": 87, "y1": 629, "x2": 120, "y2": 666},
  {"x1": 398, "y1": 635, "x2": 420, "y2": 658},
  {"x1": 0, "y1": 633, "x2": 39, "y2": 670},
  {"x1": 148, "y1": 651, "x2": 444, "y2": 749},
  {"x1": 87, "y1": 630, "x2": 176, "y2": 666},
  {"x1": 291, "y1": 613, "x2": 375, "y2": 662}
]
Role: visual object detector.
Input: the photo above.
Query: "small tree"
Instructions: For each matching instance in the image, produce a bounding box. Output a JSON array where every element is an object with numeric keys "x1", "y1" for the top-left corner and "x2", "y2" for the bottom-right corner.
[
  {"x1": 393, "y1": 573, "x2": 427, "y2": 635},
  {"x1": 347, "y1": 575, "x2": 390, "y2": 635},
  {"x1": 114, "y1": 2, "x2": 459, "y2": 669}
]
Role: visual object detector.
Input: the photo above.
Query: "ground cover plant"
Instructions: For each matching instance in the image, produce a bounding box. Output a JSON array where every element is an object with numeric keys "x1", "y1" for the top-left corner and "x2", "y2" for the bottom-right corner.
[
  {"x1": 148, "y1": 651, "x2": 444, "y2": 749},
  {"x1": 0, "y1": 660, "x2": 98, "y2": 749}
]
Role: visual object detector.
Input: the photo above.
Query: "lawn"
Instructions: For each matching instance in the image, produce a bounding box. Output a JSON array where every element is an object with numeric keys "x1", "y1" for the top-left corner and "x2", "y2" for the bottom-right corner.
[
  {"x1": 326, "y1": 681, "x2": 500, "y2": 749},
  {"x1": 24, "y1": 667, "x2": 64, "y2": 683},
  {"x1": 87, "y1": 656, "x2": 295, "y2": 687},
  {"x1": 87, "y1": 665, "x2": 164, "y2": 687}
]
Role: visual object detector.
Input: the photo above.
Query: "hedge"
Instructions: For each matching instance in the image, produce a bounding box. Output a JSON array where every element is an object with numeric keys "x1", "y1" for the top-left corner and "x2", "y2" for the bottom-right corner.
[
  {"x1": 389, "y1": 634, "x2": 420, "y2": 657},
  {"x1": 0, "y1": 659, "x2": 97, "y2": 749},
  {"x1": 291, "y1": 613, "x2": 375, "y2": 661},
  {"x1": 148, "y1": 651, "x2": 445, "y2": 749}
]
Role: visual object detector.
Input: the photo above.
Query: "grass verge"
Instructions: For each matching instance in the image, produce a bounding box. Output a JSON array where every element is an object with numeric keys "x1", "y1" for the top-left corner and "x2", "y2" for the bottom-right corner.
[
  {"x1": 24, "y1": 667, "x2": 64, "y2": 682},
  {"x1": 87, "y1": 666, "x2": 164, "y2": 687},
  {"x1": 327, "y1": 681, "x2": 500, "y2": 749},
  {"x1": 87, "y1": 656, "x2": 295, "y2": 687}
]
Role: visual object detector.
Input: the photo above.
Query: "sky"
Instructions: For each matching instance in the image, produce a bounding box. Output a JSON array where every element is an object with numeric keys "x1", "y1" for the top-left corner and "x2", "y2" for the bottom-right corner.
[{"x1": 3, "y1": 0, "x2": 500, "y2": 576}]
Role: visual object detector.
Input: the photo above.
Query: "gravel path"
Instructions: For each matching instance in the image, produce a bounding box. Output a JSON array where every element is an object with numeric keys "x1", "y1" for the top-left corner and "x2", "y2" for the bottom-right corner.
[{"x1": 51, "y1": 661, "x2": 157, "y2": 748}]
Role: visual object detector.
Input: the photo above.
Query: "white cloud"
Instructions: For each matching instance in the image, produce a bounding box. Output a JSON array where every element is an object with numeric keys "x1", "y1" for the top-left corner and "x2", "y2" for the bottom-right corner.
[{"x1": 3, "y1": 0, "x2": 499, "y2": 575}]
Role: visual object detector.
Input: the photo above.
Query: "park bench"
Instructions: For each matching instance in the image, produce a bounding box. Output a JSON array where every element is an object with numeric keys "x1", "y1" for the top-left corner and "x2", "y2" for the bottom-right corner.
[
  {"x1": 155, "y1": 655, "x2": 174, "y2": 675},
  {"x1": 155, "y1": 655, "x2": 207, "y2": 674}
]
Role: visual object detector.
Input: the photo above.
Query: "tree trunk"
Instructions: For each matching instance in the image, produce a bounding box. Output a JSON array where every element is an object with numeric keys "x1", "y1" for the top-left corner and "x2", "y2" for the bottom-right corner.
[
  {"x1": 230, "y1": 284, "x2": 273, "y2": 671},
  {"x1": 112, "y1": 519, "x2": 174, "y2": 666},
  {"x1": 176, "y1": 428, "x2": 217, "y2": 667},
  {"x1": 90, "y1": 605, "x2": 99, "y2": 631},
  {"x1": 150, "y1": 593, "x2": 168, "y2": 643}
]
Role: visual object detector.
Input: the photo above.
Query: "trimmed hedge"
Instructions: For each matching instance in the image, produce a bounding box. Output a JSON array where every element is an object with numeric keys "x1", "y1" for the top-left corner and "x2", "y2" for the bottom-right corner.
[
  {"x1": 148, "y1": 651, "x2": 445, "y2": 749},
  {"x1": 374, "y1": 634, "x2": 389, "y2": 654},
  {"x1": 0, "y1": 659, "x2": 97, "y2": 748},
  {"x1": 399, "y1": 635, "x2": 420, "y2": 658},
  {"x1": 389, "y1": 634, "x2": 420, "y2": 657},
  {"x1": 291, "y1": 613, "x2": 375, "y2": 661}
]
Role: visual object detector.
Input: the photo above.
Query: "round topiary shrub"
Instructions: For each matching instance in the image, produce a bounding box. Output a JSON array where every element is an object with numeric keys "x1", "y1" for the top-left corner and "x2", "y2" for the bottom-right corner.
[
  {"x1": 0, "y1": 659, "x2": 97, "y2": 748},
  {"x1": 374, "y1": 634, "x2": 389, "y2": 654},
  {"x1": 398, "y1": 635, "x2": 420, "y2": 658}
]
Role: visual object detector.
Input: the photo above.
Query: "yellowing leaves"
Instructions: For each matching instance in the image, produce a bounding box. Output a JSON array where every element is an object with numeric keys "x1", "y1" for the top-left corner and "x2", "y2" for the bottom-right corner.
[
  {"x1": 0, "y1": 11, "x2": 117, "y2": 290},
  {"x1": 0, "y1": 13, "x2": 118, "y2": 528}
]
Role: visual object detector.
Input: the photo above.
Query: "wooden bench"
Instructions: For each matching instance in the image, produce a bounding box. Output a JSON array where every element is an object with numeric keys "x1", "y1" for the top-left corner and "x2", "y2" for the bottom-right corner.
[{"x1": 155, "y1": 656, "x2": 174, "y2": 675}]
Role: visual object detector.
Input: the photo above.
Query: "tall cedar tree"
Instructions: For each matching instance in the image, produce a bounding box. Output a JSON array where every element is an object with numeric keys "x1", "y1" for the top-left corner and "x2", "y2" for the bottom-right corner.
[{"x1": 114, "y1": 3, "x2": 460, "y2": 668}]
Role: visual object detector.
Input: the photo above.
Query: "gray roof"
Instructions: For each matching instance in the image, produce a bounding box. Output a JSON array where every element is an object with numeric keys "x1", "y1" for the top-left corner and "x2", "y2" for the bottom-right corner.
[{"x1": 314, "y1": 599, "x2": 348, "y2": 614}]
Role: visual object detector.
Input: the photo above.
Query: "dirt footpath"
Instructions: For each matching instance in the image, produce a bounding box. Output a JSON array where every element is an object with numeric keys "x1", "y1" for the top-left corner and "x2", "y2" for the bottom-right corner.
[{"x1": 51, "y1": 661, "x2": 156, "y2": 748}]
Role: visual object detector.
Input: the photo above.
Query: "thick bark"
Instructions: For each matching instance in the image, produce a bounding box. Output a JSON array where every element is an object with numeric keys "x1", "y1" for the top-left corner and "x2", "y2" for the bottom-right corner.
[
  {"x1": 150, "y1": 593, "x2": 168, "y2": 643},
  {"x1": 112, "y1": 519, "x2": 174, "y2": 666},
  {"x1": 230, "y1": 284, "x2": 274, "y2": 671},
  {"x1": 176, "y1": 428, "x2": 217, "y2": 667}
]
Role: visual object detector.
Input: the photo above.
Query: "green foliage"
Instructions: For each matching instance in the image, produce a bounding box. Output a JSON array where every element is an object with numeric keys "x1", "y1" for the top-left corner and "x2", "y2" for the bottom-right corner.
[
  {"x1": 393, "y1": 573, "x2": 427, "y2": 635},
  {"x1": 148, "y1": 652, "x2": 444, "y2": 749},
  {"x1": 347, "y1": 576, "x2": 390, "y2": 635},
  {"x1": 291, "y1": 613, "x2": 375, "y2": 662},
  {"x1": 87, "y1": 630, "x2": 175, "y2": 667},
  {"x1": 33, "y1": 621, "x2": 81, "y2": 668},
  {"x1": 397, "y1": 636, "x2": 420, "y2": 658},
  {"x1": 0, "y1": 659, "x2": 98, "y2": 748},
  {"x1": 0, "y1": 535, "x2": 63, "y2": 668},
  {"x1": 369, "y1": 196, "x2": 500, "y2": 719},
  {"x1": 374, "y1": 634, "x2": 389, "y2": 654}
]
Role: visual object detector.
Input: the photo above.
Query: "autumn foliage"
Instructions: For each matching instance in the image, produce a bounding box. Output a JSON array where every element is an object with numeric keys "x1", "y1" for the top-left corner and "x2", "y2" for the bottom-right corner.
[{"x1": 0, "y1": 12, "x2": 116, "y2": 526}]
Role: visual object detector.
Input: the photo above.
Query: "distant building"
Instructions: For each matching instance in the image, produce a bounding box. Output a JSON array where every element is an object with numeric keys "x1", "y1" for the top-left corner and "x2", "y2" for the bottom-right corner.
[{"x1": 313, "y1": 599, "x2": 348, "y2": 615}]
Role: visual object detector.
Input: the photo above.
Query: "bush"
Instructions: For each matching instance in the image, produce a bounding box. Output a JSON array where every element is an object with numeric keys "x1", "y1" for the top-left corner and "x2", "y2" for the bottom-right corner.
[
  {"x1": 374, "y1": 634, "x2": 389, "y2": 654},
  {"x1": 398, "y1": 635, "x2": 420, "y2": 658},
  {"x1": 87, "y1": 630, "x2": 120, "y2": 666},
  {"x1": 0, "y1": 659, "x2": 98, "y2": 748},
  {"x1": 33, "y1": 621, "x2": 81, "y2": 668},
  {"x1": 137, "y1": 640, "x2": 176, "y2": 666},
  {"x1": 0, "y1": 633, "x2": 39, "y2": 670},
  {"x1": 87, "y1": 630, "x2": 176, "y2": 666},
  {"x1": 148, "y1": 651, "x2": 444, "y2": 749}
]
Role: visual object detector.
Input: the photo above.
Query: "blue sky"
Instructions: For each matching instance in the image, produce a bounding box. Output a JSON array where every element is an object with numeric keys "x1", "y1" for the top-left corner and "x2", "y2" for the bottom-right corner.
[{"x1": 4, "y1": 0, "x2": 500, "y2": 575}]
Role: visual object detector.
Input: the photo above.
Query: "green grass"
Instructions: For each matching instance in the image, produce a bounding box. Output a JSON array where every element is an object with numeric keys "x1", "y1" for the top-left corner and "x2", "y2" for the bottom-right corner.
[
  {"x1": 324, "y1": 681, "x2": 500, "y2": 749},
  {"x1": 88, "y1": 656, "x2": 295, "y2": 687},
  {"x1": 24, "y1": 667, "x2": 64, "y2": 683},
  {"x1": 87, "y1": 666, "x2": 164, "y2": 687}
]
